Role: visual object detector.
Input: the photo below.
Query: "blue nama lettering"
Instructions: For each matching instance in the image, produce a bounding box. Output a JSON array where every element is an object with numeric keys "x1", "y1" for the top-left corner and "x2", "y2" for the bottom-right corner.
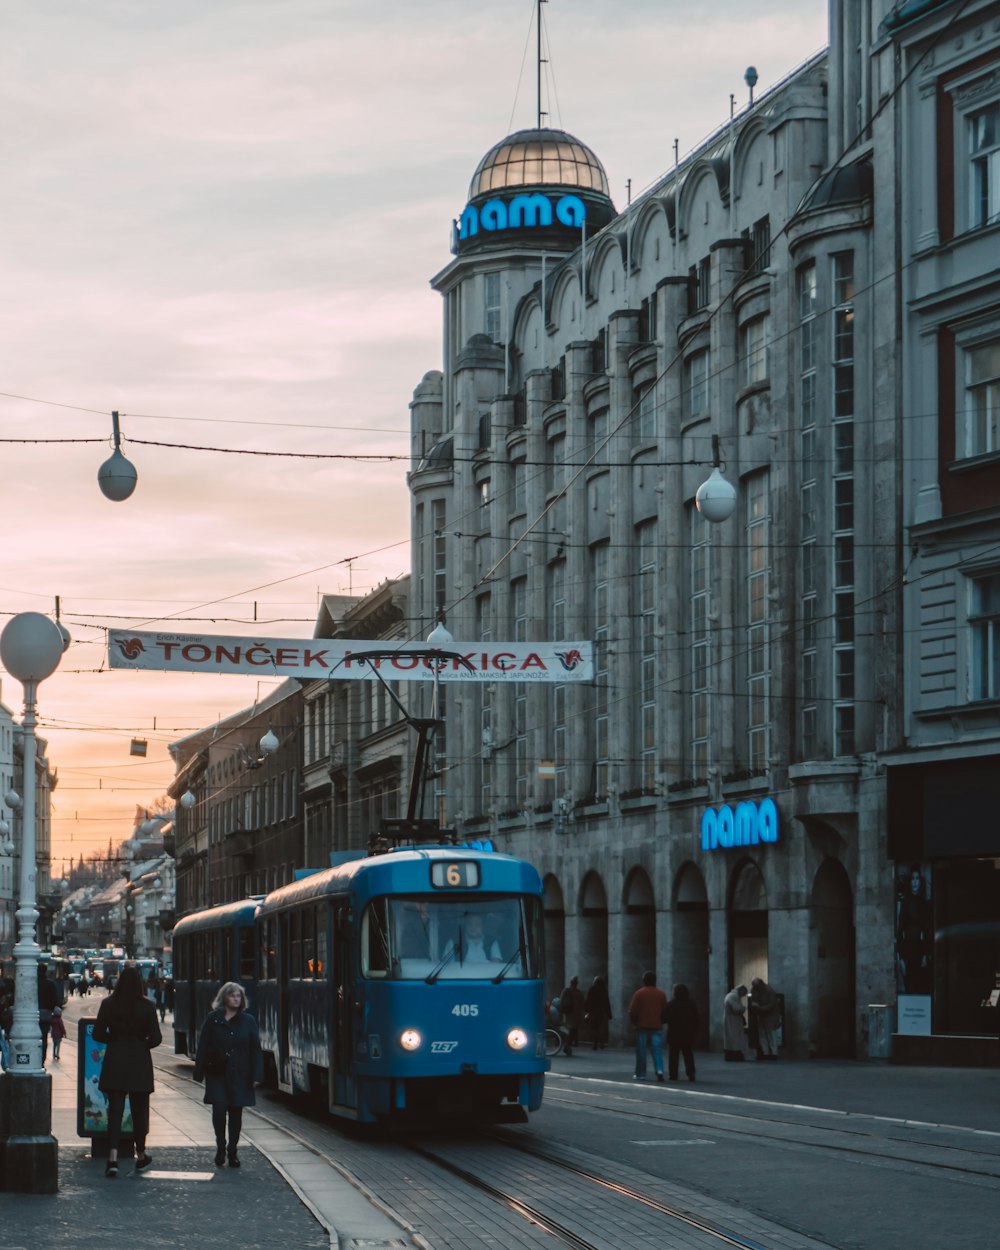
[
  {"x1": 700, "y1": 798, "x2": 779, "y2": 851},
  {"x1": 458, "y1": 193, "x2": 587, "y2": 240}
]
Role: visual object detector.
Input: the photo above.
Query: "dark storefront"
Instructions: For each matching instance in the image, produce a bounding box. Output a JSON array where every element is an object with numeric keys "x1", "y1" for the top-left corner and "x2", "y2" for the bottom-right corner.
[{"x1": 887, "y1": 755, "x2": 1000, "y2": 1063}]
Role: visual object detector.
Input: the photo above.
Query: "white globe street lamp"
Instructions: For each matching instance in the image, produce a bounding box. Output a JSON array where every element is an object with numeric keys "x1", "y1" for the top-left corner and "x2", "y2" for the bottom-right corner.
[{"x1": 0, "y1": 611, "x2": 66, "y2": 1192}]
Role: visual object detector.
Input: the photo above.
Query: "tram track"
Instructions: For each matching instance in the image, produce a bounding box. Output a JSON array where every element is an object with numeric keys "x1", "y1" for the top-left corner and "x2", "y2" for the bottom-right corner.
[
  {"x1": 538, "y1": 1082, "x2": 1000, "y2": 1186},
  {"x1": 405, "y1": 1137, "x2": 775, "y2": 1250}
]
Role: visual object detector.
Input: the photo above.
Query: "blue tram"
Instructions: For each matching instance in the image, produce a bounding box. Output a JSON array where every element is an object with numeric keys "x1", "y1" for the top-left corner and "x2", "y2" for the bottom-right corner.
[
  {"x1": 171, "y1": 897, "x2": 259, "y2": 1057},
  {"x1": 255, "y1": 847, "x2": 548, "y2": 1123}
]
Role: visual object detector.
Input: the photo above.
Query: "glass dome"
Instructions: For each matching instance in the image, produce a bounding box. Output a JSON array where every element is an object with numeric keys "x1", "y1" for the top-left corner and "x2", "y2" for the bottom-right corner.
[{"x1": 469, "y1": 127, "x2": 610, "y2": 199}]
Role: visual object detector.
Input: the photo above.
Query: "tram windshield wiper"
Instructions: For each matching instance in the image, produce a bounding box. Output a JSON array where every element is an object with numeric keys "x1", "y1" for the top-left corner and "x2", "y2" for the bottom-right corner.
[
  {"x1": 425, "y1": 939, "x2": 460, "y2": 984},
  {"x1": 491, "y1": 943, "x2": 525, "y2": 984}
]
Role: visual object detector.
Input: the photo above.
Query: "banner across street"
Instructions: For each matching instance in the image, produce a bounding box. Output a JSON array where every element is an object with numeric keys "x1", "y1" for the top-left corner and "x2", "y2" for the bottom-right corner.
[{"x1": 107, "y1": 630, "x2": 594, "y2": 683}]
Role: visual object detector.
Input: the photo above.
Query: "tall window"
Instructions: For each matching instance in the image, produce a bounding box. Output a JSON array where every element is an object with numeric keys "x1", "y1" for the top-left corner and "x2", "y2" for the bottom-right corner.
[
  {"x1": 685, "y1": 349, "x2": 710, "y2": 417},
  {"x1": 832, "y1": 253, "x2": 856, "y2": 757},
  {"x1": 476, "y1": 593, "x2": 493, "y2": 815},
  {"x1": 634, "y1": 384, "x2": 656, "y2": 443},
  {"x1": 592, "y1": 542, "x2": 610, "y2": 799},
  {"x1": 745, "y1": 472, "x2": 770, "y2": 775},
  {"x1": 740, "y1": 315, "x2": 769, "y2": 387},
  {"x1": 636, "y1": 522, "x2": 657, "y2": 791},
  {"x1": 511, "y1": 459, "x2": 526, "y2": 513},
  {"x1": 798, "y1": 262, "x2": 818, "y2": 758},
  {"x1": 432, "y1": 499, "x2": 447, "y2": 617},
  {"x1": 690, "y1": 507, "x2": 712, "y2": 778},
  {"x1": 970, "y1": 573, "x2": 1000, "y2": 700},
  {"x1": 485, "y1": 272, "x2": 502, "y2": 342},
  {"x1": 970, "y1": 102, "x2": 1000, "y2": 229},
  {"x1": 960, "y1": 338, "x2": 1000, "y2": 458},
  {"x1": 512, "y1": 577, "x2": 528, "y2": 807},
  {"x1": 549, "y1": 561, "x2": 567, "y2": 793}
]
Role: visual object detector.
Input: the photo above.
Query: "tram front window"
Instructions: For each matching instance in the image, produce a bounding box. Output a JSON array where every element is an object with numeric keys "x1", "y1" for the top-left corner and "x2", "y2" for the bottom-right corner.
[{"x1": 360, "y1": 897, "x2": 542, "y2": 980}]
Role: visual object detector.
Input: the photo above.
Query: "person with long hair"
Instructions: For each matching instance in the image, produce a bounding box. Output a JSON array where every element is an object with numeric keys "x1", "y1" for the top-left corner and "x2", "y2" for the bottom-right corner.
[
  {"x1": 193, "y1": 981, "x2": 263, "y2": 1168},
  {"x1": 92, "y1": 963, "x2": 162, "y2": 1177}
]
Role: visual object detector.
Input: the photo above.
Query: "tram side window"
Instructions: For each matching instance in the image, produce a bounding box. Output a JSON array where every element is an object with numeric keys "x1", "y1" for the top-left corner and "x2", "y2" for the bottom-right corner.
[
  {"x1": 259, "y1": 916, "x2": 276, "y2": 981},
  {"x1": 175, "y1": 939, "x2": 187, "y2": 979},
  {"x1": 223, "y1": 930, "x2": 233, "y2": 980},
  {"x1": 302, "y1": 907, "x2": 315, "y2": 978},
  {"x1": 289, "y1": 910, "x2": 302, "y2": 978},
  {"x1": 239, "y1": 926, "x2": 255, "y2": 982},
  {"x1": 316, "y1": 910, "x2": 327, "y2": 975},
  {"x1": 361, "y1": 899, "x2": 390, "y2": 978}
]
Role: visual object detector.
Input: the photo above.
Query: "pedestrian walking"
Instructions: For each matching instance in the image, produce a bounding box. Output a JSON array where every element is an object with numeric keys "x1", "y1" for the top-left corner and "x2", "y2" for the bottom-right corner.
[
  {"x1": 558, "y1": 976, "x2": 586, "y2": 1056},
  {"x1": 664, "y1": 983, "x2": 698, "y2": 1081},
  {"x1": 584, "y1": 975, "x2": 612, "y2": 1050},
  {"x1": 723, "y1": 984, "x2": 749, "y2": 1061},
  {"x1": 628, "y1": 970, "x2": 668, "y2": 1081},
  {"x1": 50, "y1": 1006, "x2": 67, "y2": 1060},
  {"x1": 193, "y1": 981, "x2": 263, "y2": 1168},
  {"x1": 38, "y1": 966, "x2": 58, "y2": 1063},
  {"x1": 749, "y1": 976, "x2": 780, "y2": 1059},
  {"x1": 93, "y1": 964, "x2": 162, "y2": 1177}
]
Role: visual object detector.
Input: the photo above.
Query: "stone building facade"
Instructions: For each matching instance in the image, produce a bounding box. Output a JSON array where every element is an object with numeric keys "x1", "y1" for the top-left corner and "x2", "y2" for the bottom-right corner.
[{"x1": 405, "y1": 1, "x2": 929, "y2": 1057}]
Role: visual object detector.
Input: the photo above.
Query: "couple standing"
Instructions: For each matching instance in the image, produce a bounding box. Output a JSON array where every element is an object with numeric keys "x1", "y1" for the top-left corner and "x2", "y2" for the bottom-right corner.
[{"x1": 629, "y1": 972, "x2": 699, "y2": 1082}]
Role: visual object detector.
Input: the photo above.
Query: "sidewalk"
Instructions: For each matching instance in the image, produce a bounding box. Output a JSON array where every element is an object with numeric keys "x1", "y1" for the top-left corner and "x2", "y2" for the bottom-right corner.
[{"x1": 0, "y1": 994, "x2": 416, "y2": 1250}]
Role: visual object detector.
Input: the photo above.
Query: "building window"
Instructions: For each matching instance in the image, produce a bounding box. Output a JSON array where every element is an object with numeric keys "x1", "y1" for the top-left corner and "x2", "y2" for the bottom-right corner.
[
  {"x1": 634, "y1": 383, "x2": 656, "y2": 443},
  {"x1": 745, "y1": 472, "x2": 770, "y2": 775},
  {"x1": 485, "y1": 272, "x2": 502, "y2": 342},
  {"x1": 959, "y1": 338, "x2": 1000, "y2": 459},
  {"x1": 685, "y1": 349, "x2": 710, "y2": 418},
  {"x1": 432, "y1": 499, "x2": 447, "y2": 616},
  {"x1": 476, "y1": 593, "x2": 493, "y2": 813},
  {"x1": 969, "y1": 572, "x2": 1000, "y2": 700},
  {"x1": 549, "y1": 561, "x2": 567, "y2": 792},
  {"x1": 636, "y1": 522, "x2": 657, "y2": 791},
  {"x1": 689, "y1": 506, "x2": 712, "y2": 779},
  {"x1": 546, "y1": 432, "x2": 565, "y2": 495},
  {"x1": 740, "y1": 315, "x2": 769, "y2": 387},
  {"x1": 592, "y1": 542, "x2": 610, "y2": 800},
  {"x1": 832, "y1": 253, "x2": 855, "y2": 756},
  {"x1": 511, "y1": 459, "x2": 526, "y2": 513},
  {"x1": 969, "y1": 101, "x2": 1000, "y2": 229}
]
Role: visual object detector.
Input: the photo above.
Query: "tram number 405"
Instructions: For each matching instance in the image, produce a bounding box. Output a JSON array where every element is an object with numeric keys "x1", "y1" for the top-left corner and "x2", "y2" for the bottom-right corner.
[{"x1": 451, "y1": 1003, "x2": 479, "y2": 1016}]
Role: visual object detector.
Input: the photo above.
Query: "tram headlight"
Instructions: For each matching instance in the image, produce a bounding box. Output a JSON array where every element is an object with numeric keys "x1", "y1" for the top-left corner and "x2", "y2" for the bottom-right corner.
[
  {"x1": 506, "y1": 1027, "x2": 529, "y2": 1051},
  {"x1": 400, "y1": 1028, "x2": 422, "y2": 1051}
]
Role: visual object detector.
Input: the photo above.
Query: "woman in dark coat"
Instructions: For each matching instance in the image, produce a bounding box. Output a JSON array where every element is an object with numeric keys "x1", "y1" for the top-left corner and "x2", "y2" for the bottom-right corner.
[
  {"x1": 93, "y1": 963, "x2": 162, "y2": 1177},
  {"x1": 193, "y1": 981, "x2": 263, "y2": 1168},
  {"x1": 584, "y1": 975, "x2": 613, "y2": 1050},
  {"x1": 664, "y1": 983, "x2": 699, "y2": 1081}
]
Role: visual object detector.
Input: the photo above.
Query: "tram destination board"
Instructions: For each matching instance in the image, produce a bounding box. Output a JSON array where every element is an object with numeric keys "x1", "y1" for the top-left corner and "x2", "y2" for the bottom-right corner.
[{"x1": 431, "y1": 861, "x2": 480, "y2": 889}]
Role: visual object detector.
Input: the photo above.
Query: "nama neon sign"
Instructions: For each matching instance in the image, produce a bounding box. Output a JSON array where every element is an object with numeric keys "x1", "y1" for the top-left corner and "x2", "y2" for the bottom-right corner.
[
  {"x1": 459, "y1": 192, "x2": 587, "y2": 241},
  {"x1": 700, "y1": 798, "x2": 779, "y2": 851}
]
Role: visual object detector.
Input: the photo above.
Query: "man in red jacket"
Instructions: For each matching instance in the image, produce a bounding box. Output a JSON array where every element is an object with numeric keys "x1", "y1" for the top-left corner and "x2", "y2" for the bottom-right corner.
[{"x1": 628, "y1": 970, "x2": 668, "y2": 1081}]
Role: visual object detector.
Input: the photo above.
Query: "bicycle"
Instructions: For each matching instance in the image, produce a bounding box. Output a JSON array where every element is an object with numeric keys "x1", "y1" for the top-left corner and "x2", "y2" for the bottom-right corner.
[{"x1": 544, "y1": 1027, "x2": 564, "y2": 1057}]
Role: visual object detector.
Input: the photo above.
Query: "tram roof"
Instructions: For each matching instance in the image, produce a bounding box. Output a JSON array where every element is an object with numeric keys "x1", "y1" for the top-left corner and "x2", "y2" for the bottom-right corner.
[
  {"x1": 172, "y1": 895, "x2": 264, "y2": 935},
  {"x1": 256, "y1": 847, "x2": 542, "y2": 915}
]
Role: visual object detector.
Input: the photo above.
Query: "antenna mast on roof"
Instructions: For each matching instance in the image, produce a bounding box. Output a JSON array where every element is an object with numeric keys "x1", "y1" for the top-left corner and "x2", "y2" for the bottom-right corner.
[{"x1": 537, "y1": 0, "x2": 548, "y2": 128}]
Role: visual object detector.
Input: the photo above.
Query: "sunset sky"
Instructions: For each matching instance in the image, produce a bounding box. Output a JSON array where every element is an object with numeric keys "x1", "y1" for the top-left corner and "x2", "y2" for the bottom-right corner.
[{"x1": 0, "y1": 1, "x2": 827, "y2": 870}]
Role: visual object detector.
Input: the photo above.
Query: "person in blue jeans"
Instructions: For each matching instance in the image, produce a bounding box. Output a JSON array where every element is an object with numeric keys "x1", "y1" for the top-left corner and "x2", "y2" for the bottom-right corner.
[{"x1": 628, "y1": 970, "x2": 668, "y2": 1081}]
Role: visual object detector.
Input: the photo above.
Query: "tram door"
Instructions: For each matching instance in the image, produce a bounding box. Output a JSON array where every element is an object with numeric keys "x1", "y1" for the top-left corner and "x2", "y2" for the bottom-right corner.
[{"x1": 331, "y1": 902, "x2": 352, "y2": 1107}]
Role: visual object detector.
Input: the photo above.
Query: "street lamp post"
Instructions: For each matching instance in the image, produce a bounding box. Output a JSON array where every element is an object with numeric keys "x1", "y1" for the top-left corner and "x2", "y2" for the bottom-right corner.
[{"x1": 0, "y1": 611, "x2": 66, "y2": 1193}]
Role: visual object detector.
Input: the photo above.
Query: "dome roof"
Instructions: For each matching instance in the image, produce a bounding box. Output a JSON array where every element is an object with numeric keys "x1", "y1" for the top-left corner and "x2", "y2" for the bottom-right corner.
[{"x1": 469, "y1": 127, "x2": 610, "y2": 200}]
